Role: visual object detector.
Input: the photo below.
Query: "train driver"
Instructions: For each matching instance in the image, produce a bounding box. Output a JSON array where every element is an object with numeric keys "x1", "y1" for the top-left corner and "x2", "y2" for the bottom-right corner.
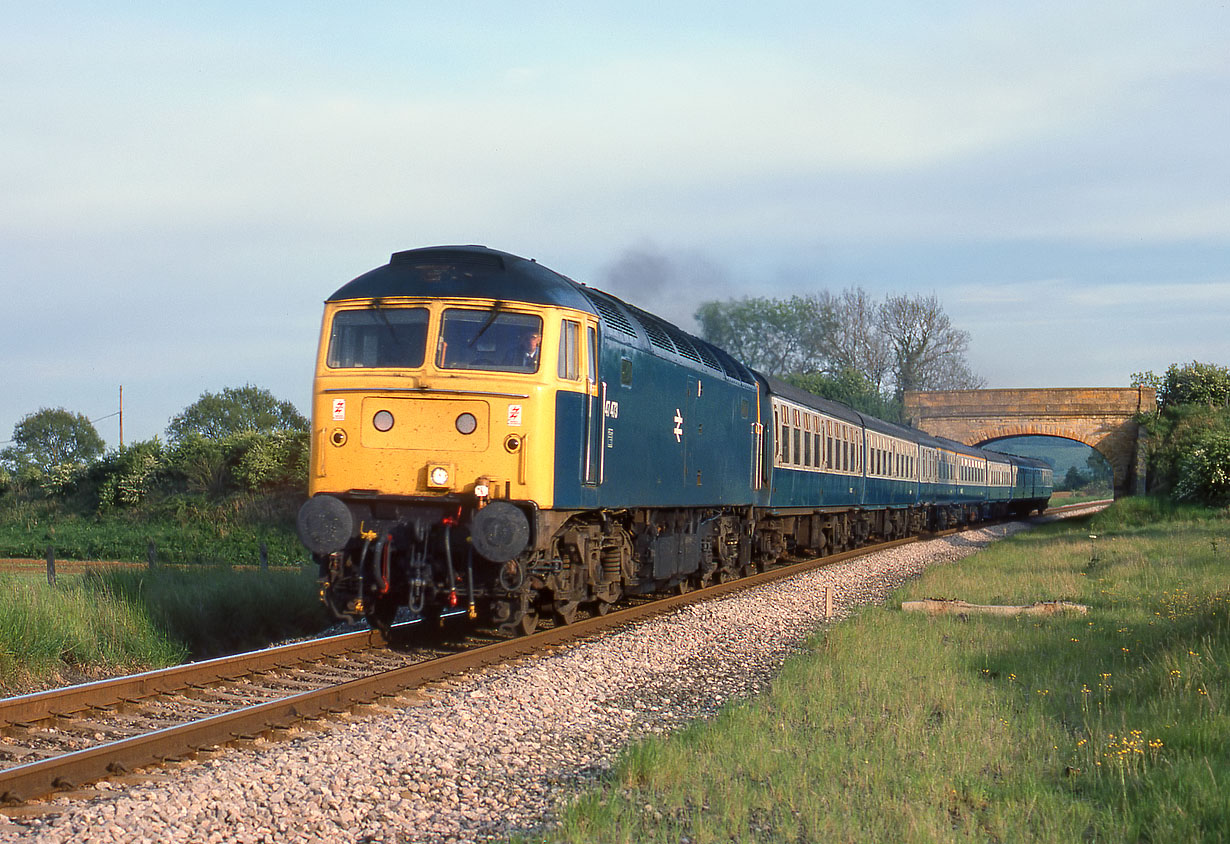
[{"x1": 505, "y1": 327, "x2": 542, "y2": 371}]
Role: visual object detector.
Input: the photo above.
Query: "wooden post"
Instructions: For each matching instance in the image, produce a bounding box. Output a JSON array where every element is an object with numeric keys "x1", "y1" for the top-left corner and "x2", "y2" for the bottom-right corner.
[
  {"x1": 147, "y1": 540, "x2": 157, "y2": 570},
  {"x1": 260, "y1": 542, "x2": 268, "y2": 570},
  {"x1": 46, "y1": 546, "x2": 56, "y2": 586},
  {"x1": 823, "y1": 586, "x2": 833, "y2": 619}
]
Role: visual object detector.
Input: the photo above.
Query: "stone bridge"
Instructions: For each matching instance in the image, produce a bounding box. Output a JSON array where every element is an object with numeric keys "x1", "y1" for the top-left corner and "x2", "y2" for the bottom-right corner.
[{"x1": 903, "y1": 387, "x2": 1157, "y2": 498}]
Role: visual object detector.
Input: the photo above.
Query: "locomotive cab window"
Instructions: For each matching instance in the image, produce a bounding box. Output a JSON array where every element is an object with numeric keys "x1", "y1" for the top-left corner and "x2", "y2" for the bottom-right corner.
[
  {"x1": 587, "y1": 326, "x2": 598, "y2": 383},
  {"x1": 558, "y1": 320, "x2": 580, "y2": 380},
  {"x1": 437, "y1": 309, "x2": 544, "y2": 373},
  {"x1": 327, "y1": 307, "x2": 429, "y2": 369}
]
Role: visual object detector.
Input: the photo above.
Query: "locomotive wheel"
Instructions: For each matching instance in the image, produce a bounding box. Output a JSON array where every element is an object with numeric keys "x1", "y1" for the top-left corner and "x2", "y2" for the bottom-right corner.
[
  {"x1": 554, "y1": 599, "x2": 580, "y2": 626},
  {"x1": 518, "y1": 608, "x2": 540, "y2": 636}
]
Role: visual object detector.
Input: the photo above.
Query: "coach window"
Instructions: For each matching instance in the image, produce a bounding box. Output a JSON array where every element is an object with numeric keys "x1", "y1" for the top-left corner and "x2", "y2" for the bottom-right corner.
[
  {"x1": 781, "y1": 418, "x2": 791, "y2": 464},
  {"x1": 558, "y1": 320, "x2": 580, "y2": 380}
]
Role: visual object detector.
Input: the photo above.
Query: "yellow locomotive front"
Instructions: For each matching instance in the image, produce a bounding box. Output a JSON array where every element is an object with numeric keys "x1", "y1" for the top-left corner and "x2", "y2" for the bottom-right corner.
[
  {"x1": 296, "y1": 246, "x2": 601, "y2": 633},
  {"x1": 310, "y1": 299, "x2": 556, "y2": 505}
]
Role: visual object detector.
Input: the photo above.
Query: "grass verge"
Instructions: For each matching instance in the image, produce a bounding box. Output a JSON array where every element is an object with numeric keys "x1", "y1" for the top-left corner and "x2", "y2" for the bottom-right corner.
[
  {"x1": 545, "y1": 499, "x2": 1228, "y2": 843},
  {"x1": 1, "y1": 565, "x2": 330, "y2": 696}
]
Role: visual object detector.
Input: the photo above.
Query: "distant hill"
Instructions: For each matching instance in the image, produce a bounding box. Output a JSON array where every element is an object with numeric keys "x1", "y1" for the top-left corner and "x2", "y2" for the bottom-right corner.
[{"x1": 984, "y1": 435, "x2": 1110, "y2": 482}]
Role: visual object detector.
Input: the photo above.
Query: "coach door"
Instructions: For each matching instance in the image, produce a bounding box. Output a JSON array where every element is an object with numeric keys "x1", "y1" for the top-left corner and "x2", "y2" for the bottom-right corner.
[{"x1": 583, "y1": 322, "x2": 605, "y2": 485}]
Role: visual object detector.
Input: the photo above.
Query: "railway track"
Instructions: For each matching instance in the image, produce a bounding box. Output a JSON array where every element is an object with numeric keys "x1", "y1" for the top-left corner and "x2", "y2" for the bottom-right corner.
[{"x1": 0, "y1": 501, "x2": 1106, "y2": 807}]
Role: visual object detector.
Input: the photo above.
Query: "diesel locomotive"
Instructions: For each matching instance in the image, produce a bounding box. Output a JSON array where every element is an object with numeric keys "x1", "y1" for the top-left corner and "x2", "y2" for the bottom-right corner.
[{"x1": 296, "y1": 246, "x2": 1053, "y2": 635}]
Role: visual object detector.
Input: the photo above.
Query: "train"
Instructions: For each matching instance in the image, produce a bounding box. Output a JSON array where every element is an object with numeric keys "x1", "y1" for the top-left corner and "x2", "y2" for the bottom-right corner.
[{"x1": 295, "y1": 246, "x2": 1053, "y2": 635}]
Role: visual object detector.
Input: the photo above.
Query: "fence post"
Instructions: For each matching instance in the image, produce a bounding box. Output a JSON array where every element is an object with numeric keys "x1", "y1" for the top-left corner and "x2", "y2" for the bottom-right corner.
[
  {"x1": 259, "y1": 542, "x2": 268, "y2": 570},
  {"x1": 46, "y1": 546, "x2": 56, "y2": 586},
  {"x1": 147, "y1": 540, "x2": 157, "y2": 570}
]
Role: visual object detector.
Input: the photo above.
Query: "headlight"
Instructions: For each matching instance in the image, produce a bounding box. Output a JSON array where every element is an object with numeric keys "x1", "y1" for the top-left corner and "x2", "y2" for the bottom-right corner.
[{"x1": 429, "y1": 466, "x2": 450, "y2": 487}]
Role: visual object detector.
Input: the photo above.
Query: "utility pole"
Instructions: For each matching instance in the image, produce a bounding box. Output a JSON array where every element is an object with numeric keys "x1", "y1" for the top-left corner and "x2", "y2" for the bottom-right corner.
[{"x1": 119, "y1": 385, "x2": 124, "y2": 449}]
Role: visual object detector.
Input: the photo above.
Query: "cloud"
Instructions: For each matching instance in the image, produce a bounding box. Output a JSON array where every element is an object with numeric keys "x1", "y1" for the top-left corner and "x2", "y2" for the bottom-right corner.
[{"x1": 6, "y1": 4, "x2": 1226, "y2": 249}]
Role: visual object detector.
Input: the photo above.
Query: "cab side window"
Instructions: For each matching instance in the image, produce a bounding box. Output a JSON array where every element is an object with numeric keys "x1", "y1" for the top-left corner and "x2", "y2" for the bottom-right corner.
[
  {"x1": 587, "y1": 326, "x2": 597, "y2": 383},
  {"x1": 558, "y1": 320, "x2": 580, "y2": 380}
]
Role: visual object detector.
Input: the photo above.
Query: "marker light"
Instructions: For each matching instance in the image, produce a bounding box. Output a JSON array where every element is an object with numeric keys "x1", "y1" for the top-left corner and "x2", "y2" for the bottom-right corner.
[
  {"x1": 373, "y1": 410, "x2": 394, "y2": 432},
  {"x1": 455, "y1": 412, "x2": 477, "y2": 435}
]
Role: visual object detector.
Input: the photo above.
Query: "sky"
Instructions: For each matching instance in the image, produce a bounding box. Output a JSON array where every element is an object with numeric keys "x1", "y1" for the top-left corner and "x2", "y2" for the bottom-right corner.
[{"x1": 3, "y1": 1, "x2": 1228, "y2": 450}]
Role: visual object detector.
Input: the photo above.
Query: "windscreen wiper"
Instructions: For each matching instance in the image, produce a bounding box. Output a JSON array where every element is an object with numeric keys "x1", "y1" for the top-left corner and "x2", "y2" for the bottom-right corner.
[{"x1": 470, "y1": 301, "x2": 504, "y2": 346}]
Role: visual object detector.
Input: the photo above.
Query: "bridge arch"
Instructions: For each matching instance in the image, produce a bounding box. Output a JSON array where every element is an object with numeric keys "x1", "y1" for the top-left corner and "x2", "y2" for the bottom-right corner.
[{"x1": 903, "y1": 388, "x2": 1156, "y2": 498}]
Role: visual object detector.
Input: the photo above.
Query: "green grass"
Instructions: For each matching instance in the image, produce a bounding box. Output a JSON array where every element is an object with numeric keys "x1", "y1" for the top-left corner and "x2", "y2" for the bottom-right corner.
[
  {"x1": 0, "y1": 572, "x2": 187, "y2": 694},
  {"x1": 545, "y1": 499, "x2": 1229, "y2": 843},
  {"x1": 0, "y1": 490, "x2": 334, "y2": 696},
  {"x1": 1, "y1": 565, "x2": 331, "y2": 695},
  {"x1": 88, "y1": 565, "x2": 330, "y2": 659}
]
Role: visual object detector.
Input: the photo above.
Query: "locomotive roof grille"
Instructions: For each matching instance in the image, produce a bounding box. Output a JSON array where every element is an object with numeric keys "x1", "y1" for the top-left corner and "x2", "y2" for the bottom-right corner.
[
  {"x1": 712, "y1": 347, "x2": 754, "y2": 384},
  {"x1": 579, "y1": 289, "x2": 637, "y2": 336},
  {"x1": 626, "y1": 307, "x2": 678, "y2": 356},
  {"x1": 580, "y1": 286, "x2": 752, "y2": 384},
  {"x1": 661, "y1": 324, "x2": 704, "y2": 365}
]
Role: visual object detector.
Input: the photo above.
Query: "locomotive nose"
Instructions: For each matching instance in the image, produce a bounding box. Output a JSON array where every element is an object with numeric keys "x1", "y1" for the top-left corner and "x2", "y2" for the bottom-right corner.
[{"x1": 297, "y1": 494, "x2": 354, "y2": 554}]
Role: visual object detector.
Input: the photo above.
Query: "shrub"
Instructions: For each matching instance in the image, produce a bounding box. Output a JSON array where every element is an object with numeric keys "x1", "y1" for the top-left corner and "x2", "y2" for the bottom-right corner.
[
  {"x1": 94, "y1": 439, "x2": 167, "y2": 509},
  {"x1": 233, "y1": 430, "x2": 309, "y2": 492},
  {"x1": 166, "y1": 434, "x2": 234, "y2": 497},
  {"x1": 1174, "y1": 431, "x2": 1230, "y2": 506},
  {"x1": 1159, "y1": 361, "x2": 1230, "y2": 409},
  {"x1": 1140, "y1": 401, "x2": 1230, "y2": 497},
  {"x1": 38, "y1": 462, "x2": 87, "y2": 498}
]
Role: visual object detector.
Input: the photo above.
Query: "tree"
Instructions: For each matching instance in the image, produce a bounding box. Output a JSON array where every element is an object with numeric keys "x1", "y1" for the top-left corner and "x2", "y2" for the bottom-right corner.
[
  {"x1": 167, "y1": 385, "x2": 307, "y2": 442},
  {"x1": 1062, "y1": 466, "x2": 1090, "y2": 490},
  {"x1": 693, "y1": 295, "x2": 833, "y2": 375},
  {"x1": 696, "y1": 287, "x2": 983, "y2": 401},
  {"x1": 1, "y1": 408, "x2": 105, "y2": 474},
  {"x1": 784, "y1": 368, "x2": 904, "y2": 423},
  {"x1": 877, "y1": 293, "x2": 984, "y2": 398},
  {"x1": 815, "y1": 287, "x2": 894, "y2": 390}
]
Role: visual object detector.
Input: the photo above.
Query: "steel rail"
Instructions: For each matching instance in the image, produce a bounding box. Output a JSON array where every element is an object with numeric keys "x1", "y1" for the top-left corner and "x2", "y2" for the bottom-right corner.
[{"x1": 0, "y1": 627, "x2": 389, "y2": 729}]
